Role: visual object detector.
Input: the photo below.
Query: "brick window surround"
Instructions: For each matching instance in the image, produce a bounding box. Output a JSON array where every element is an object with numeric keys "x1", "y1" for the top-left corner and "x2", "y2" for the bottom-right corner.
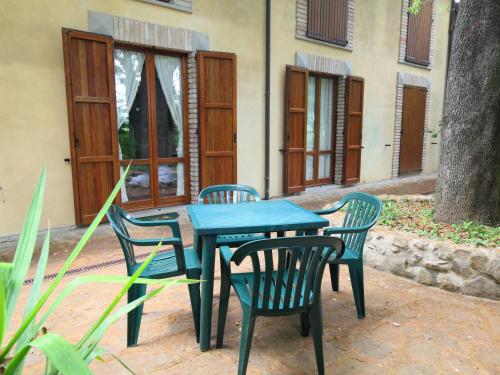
[
  {"x1": 392, "y1": 72, "x2": 432, "y2": 178},
  {"x1": 398, "y1": 0, "x2": 437, "y2": 70},
  {"x1": 88, "y1": 11, "x2": 208, "y2": 203},
  {"x1": 296, "y1": 0, "x2": 356, "y2": 51},
  {"x1": 295, "y1": 52, "x2": 352, "y2": 184}
]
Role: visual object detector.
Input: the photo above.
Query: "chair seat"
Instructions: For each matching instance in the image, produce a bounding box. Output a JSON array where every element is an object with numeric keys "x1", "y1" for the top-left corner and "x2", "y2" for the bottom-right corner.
[
  {"x1": 230, "y1": 271, "x2": 313, "y2": 311},
  {"x1": 329, "y1": 247, "x2": 360, "y2": 263},
  {"x1": 132, "y1": 247, "x2": 201, "y2": 279},
  {"x1": 216, "y1": 233, "x2": 267, "y2": 246}
]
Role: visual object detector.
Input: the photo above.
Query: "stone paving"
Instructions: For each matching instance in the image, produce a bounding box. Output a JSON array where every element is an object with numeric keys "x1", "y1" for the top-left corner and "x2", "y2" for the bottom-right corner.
[{"x1": 5, "y1": 173, "x2": 500, "y2": 374}]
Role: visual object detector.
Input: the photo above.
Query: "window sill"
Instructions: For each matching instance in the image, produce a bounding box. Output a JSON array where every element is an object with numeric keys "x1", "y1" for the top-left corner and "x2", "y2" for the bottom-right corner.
[
  {"x1": 136, "y1": 0, "x2": 192, "y2": 14},
  {"x1": 296, "y1": 34, "x2": 353, "y2": 52},
  {"x1": 398, "y1": 59, "x2": 432, "y2": 71}
]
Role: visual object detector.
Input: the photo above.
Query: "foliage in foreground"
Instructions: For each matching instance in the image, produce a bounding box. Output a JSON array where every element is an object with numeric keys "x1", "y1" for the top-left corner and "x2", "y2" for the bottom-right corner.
[
  {"x1": 0, "y1": 167, "x2": 196, "y2": 374},
  {"x1": 379, "y1": 198, "x2": 500, "y2": 248}
]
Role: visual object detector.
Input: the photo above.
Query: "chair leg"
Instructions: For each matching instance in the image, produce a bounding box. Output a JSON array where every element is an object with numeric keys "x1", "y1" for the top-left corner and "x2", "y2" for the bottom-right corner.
[
  {"x1": 348, "y1": 262, "x2": 365, "y2": 319},
  {"x1": 186, "y1": 269, "x2": 201, "y2": 343},
  {"x1": 216, "y1": 264, "x2": 231, "y2": 348},
  {"x1": 329, "y1": 263, "x2": 340, "y2": 292},
  {"x1": 238, "y1": 309, "x2": 257, "y2": 375},
  {"x1": 127, "y1": 283, "x2": 147, "y2": 347},
  {"x1": 300, "y1": 311, "x2": 310, "y2": 337},
  {"x1": 309, "y1": 306, "x2": 325, "y2": 375}
]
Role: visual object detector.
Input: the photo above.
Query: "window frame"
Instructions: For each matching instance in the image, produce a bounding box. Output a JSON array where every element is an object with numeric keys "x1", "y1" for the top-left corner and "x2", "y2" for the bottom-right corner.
[
  {"x1": 305, "y1": 72, "x2": 338, "y2": 187},
  {"x1": 114, "y1": 42, "x2": 191, "y2": 210}
]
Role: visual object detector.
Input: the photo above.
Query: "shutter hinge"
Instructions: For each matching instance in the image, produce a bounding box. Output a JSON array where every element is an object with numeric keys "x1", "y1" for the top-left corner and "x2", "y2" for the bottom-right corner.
[{"x1": 234, "y1": 133, "x2": 237, "y2": 143}]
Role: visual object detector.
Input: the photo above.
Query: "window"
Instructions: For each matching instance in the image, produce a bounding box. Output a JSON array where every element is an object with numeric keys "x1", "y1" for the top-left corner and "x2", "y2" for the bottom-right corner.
[
  {"x1": 114, "y1": 45, "x2": 189, "y2": 209},
  {"x1": 137, "y1": 0, "x2": 192, "y2": 13},
  {"x1": 405, "y1": 0, "x2": 433, "y2": 66},
  {"x1": 305, "y1": 74, "x2": 337, "y2": 186},
  {"x1": 307, "y1": 0, "x2": 349, "y2": 46}
]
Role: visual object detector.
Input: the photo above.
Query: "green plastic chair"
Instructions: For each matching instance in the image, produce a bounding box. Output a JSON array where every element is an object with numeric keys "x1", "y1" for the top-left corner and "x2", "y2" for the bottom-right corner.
[
  {"x1": 315, "y1": 192, "x2": 382, "y2": 319},
  {"x1": 107, "y1": 205, "x2": 201, "y2": 347},
  {"x1": 197, "y1": 184, "x2": 267, "y2": 248},
  {"x1": 217, "y1": 236, "x2": 345, "y2": 375}
]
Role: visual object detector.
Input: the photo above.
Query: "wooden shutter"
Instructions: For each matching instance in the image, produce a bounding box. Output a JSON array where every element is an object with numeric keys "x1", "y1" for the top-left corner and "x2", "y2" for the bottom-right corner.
[
  {"x1": 342, "y1": 76, "x2": 364, "y2": 185},
  {"x1": 284, "y1": 66, "x2": 308, "y2": 194},
  {"x1": 406, "y1": 0, "x2": 433, "y2": 66},
  {"x1": 399, "y1": 86, "x2": 427, "y2": 175},
  {"x1": 307, "y1": 0, "x2": 348, "y2": 46},
  {"x1": 62, "y1": 29, "x2": 119, "y2": 225},
  {"x1": 197, "y1": 51, "x2": 237, "y2": 189}
]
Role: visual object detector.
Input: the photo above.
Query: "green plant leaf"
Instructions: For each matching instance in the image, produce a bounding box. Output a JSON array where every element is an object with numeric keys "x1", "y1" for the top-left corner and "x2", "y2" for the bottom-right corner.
[
  {"x1": 4, "y1": 333, "x2": 92, "y2": 375},
  {"x1": 92, "y1": 348, "x2": 135, "y2": 375},
  {"x1": 16, "y1": 229, "x2": 51, "y2": 355},
  {"x1": 0, "y1": 263, "x2": 13, "y2": 346},
  {"x1": 35, "y1": 274, "x2": 191, "y2": 334},
  {"x1": 76, "y1": 246, "x2": 161, "y2": 350},
  {"x1": 81, "y1": 286, "x2": 167, "y2": 359},
  {"x1": 6, "y1": 168, "x2": 46, "y2": 329},
  {"x1": 0, "y1": 165, "x2": 130, "y2": 361}
]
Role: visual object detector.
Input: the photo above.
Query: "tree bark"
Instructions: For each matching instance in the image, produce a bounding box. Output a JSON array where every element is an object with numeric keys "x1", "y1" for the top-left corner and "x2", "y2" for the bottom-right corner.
[{"x1": 435, "y1": 0, "x2": 500, "y2": 224}]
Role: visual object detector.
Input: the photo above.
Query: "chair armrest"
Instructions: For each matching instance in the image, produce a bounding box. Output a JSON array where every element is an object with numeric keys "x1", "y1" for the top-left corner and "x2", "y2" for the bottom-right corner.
[
  {"x1": 323, "y1": 226, "x2": 370, "y2": 236},
  {"x1": 122, "y1": 215, "x2": 181, "y2": 238},
  {"x1": 219, "y1": 246, "x2": 234, "y2": 267},
  {"x1": 127, "y1": 236, "x2": 183, "y2": 247},
  {"x1": 313, "y1": 201, "x2": 345, "y2": 216}
]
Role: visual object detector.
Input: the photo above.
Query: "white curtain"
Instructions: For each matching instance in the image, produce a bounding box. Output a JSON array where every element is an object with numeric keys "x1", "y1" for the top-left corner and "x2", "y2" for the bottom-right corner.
[
  {"x1": 114, "y1": 49, "x2": 145, "y2": 202},
  {"x1": 154, "y1": 55, "x2": 184, "y2": 196},
  {"x1": 319, "y1": 78, "x2": 333, "y2": 151}
]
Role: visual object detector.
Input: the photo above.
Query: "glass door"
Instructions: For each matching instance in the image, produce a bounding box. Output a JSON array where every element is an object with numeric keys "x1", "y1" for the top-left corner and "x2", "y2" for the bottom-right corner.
[
  {"x1": 305, "y1": 75, "x2": 336, "y2": 186},
  {"x1": 114, "y1": 46, "x2": 189, "y2": 210}
]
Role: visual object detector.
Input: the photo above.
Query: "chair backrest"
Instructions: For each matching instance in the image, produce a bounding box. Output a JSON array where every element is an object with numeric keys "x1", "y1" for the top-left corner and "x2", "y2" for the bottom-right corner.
[
  {"x1": 198, "y1": 184, "x2": 261, "y2": 204},
  {"x1": 231, "y1": 236, "x2": 344, "y2": 314},
  {"x1": 338, "y1": 192, "x2": 382, "y2": 254},
  {"x1": 107, "y1": 205, "x2": 136, "y2": 274}
]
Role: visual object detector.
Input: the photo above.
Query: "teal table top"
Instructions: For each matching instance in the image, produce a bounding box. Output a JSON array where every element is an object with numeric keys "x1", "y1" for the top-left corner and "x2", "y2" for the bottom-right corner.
[{"x1": 187, "y1": 200, "x2": 328, "y2": 235}]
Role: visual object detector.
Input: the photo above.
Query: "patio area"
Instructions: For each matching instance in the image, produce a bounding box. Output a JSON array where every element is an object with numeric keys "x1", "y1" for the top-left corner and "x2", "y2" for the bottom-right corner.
[
  {"x1": 16, "y1": 240, "x2": 500, "y2": 374},
  {"x1": 6, "y1": 175, "x2": 499, "y2": 375}
]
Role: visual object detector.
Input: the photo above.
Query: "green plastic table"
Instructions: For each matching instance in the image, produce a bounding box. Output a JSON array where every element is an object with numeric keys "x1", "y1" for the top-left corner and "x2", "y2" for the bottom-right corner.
[{"x1": 187, "y1": 200, "x2": 329, "y2": 351}]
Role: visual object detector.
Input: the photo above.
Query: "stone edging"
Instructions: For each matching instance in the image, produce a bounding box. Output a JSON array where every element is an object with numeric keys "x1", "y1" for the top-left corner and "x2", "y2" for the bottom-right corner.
[{"x1": 364, "y1": 230, "x2": 500, "y2": 300}]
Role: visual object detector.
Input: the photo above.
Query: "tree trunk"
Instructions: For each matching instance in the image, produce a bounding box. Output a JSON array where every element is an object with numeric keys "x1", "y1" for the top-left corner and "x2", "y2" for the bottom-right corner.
[{"x1": 435, "y1": 0, "x2": 500, "y2": 224}]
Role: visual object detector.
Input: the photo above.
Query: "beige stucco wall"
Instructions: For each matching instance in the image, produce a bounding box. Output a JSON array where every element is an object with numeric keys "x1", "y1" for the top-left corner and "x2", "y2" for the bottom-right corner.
[
  {"x1": 0, "y1": 0, "x2": 265, "y2": 236},
  {"x1": 0, "y1": 0, "x2": 449, "y2": 237},
  {"x1": 268, "y1": 0, "x2": 450, "y2": 197}
]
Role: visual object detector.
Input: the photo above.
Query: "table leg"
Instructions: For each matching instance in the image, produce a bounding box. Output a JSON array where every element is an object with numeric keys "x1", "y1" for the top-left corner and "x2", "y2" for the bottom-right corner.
[
  {"x1": 200, "y1": 234, "x2": 217, "y2": 351},
  {"x1": 193, "y1": 233, "x2": 202, "y2": 262}
]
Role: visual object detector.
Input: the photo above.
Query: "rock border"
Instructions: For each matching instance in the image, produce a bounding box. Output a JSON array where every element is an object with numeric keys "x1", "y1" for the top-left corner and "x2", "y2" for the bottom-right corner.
[{"x1": 364, "y1": 230, "x2": 500, "y2": 300}]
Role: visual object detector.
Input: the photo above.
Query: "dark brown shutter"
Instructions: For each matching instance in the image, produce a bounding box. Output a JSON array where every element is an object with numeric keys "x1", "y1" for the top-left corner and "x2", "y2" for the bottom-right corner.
[
  {"x1": 284, "y1": 65, "x2": 308, "y2": 194},
  {"x1": 62, "y1": 29, "x2": 119, "y2": 225},
  {"x1": 342, "y1": 76, "x2": 364, "y2": 185},
  {"x1": 197, "y1": 51, "x2": 237, "y2": 189},
  {"x1": 307, "y1": 0, "x2": 348, "y2": 46},
  {"x1": 406, "y1": 0, "x2": 433, "y2": 66},
  {"x1": 399, "y1": 86, "x2": 427, "y2": 175}
]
